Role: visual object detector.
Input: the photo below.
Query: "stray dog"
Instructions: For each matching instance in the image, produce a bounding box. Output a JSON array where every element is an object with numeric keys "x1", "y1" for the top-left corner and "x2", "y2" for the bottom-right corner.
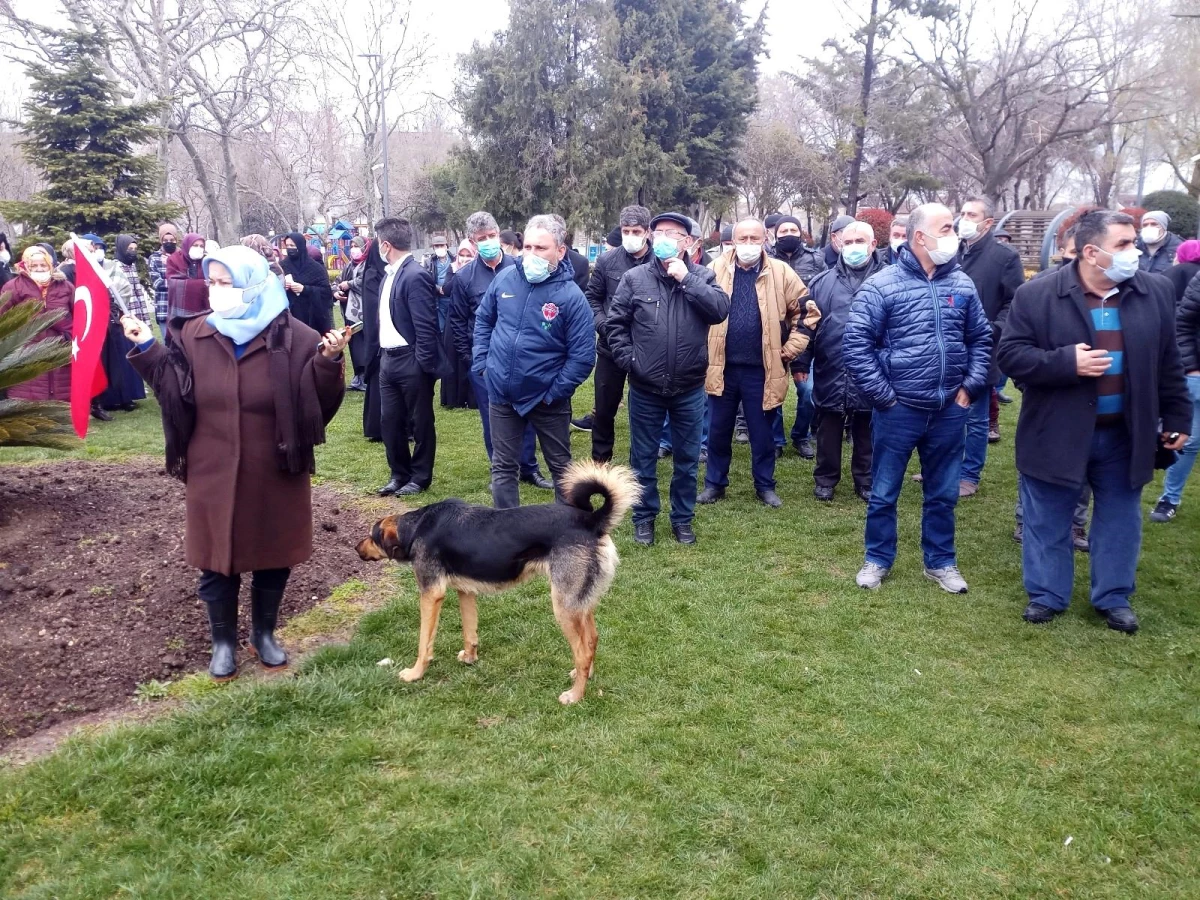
[{"x1": 356, "y1": 462, "x2": 640, "y2": 704}]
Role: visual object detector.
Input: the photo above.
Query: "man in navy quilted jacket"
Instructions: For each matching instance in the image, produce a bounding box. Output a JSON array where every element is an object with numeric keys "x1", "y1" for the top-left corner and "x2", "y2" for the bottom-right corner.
[{"x1": 843, "y1": 203, "x2": 992, "y2": 594}]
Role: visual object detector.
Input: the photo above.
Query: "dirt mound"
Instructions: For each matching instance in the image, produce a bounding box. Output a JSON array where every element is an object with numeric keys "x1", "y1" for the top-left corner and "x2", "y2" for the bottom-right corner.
[{"x1": 0, "y1": 460, "x2": 375, "y2": 750}]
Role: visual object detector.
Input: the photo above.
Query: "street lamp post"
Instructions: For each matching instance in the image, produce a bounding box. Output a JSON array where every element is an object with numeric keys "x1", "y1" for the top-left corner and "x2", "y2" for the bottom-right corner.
[{"x1": 358, "y1": 52, "x2": 389, "y2": 218}]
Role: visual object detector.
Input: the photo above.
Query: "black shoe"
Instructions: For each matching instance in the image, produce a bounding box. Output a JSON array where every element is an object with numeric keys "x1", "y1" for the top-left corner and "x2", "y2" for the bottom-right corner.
[
  {"x1": 757, "y1": 489, "x2": 783, "y2": 508},
  {"x1": 377, "y1": 478, "x2": 403, "y2": 496},
  {"x1": 697, "y1": 485, "x2": 725, "y2": 504},
  {"x1": 1072, "y1": 525, "x2": 1090, "y2": 553},
  {"x1": 774, "y1": 446, "x2": 784, "y2": 459},
  {"x1": 813, "y1": 485, "x2": 834, "y2": 502},
  {"x1": 795, "y1": 439, "x2": 814, "y2": 460},
  {"x1": 1022, "y1": 602, "x2": 1062, "y2": 625},
  {"x1": 1012, "y1": 522, "x2": 1024, "y2": 544},
  {"x1": 121, "y1": 402, "x2": 137, "y2": 412},
  {"x1": 520, "y1": 471, "x2": 555, "y2": 490},
  {"x1": 204, "y1": 595, "x2": 239, "y2": 681},
  {"x1": 671, "y1": 523, "x2": 696, "y2": 544},
  {"x1": 633, "y1": 521, "x2": 655, "y2": 546},
  {"x1": 571, "y1": 414, "x2": 594, "y2": 432},
  {"x1": 396, "y1": 482, "x2": 425, "y2": 496},
  {"x1": 1149, "y1": 499, "x2": 1178, "y2": 523},
  {"x1": 855, "y1": 485, "x2": 871, "y2": 503},
  {"x1": 348, "y1": 375, "x2": 366, "y2": 392},
  {"x1": 698, "y1": 448, "x2": 708, "y2": 464},
  {"x1": 657, "y1": 446, "x2": 672, "y2": 459},
  {"x1": 90, "y1": 405, "x2": 113, "y2": 422},
  {"x1": 1100, "y1": 606, "x2": 1139, "y2": 634},
  {"x1": 996, "y1": 392, "x2": 1014, "y2": 405},
  {"x1": 249, "y1": 587, "x2": 289, "y2": 669}
]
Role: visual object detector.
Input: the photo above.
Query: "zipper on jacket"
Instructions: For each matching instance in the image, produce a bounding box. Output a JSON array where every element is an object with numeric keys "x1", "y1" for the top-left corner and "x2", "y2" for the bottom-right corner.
[{"x1": 929, "y1": 277, "x2": 947, "y2": 407}]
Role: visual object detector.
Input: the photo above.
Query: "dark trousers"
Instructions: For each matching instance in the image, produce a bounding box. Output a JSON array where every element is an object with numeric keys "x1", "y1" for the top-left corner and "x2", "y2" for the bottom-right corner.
[
  {"x1": 198, "y1": 567, "x2": 290, "y2": 603},
  {"x1": 591, "y1": 351, "x2": 627, "y2": 463},
  {"x1": 814, "y1": 407, "x2": 872, "y2": 490},
  {"x1": 629, "y1": 384, "x2": 706, "y2": 526},
  {"x1": 490, "y1": 398, "x2": 573, "y2": 508},
  {"x1": 468, "y1": 368, "x2": 541, "y2": 477},
  {"x1": 363, "y1": 359, "x2": 382, "y2": 441},
  {"x1": 379, "y1": 347, "x2": 436, "y2": 487},
  {"x1": 706, "y1": 364, "x2": 776, "y2": 492}
]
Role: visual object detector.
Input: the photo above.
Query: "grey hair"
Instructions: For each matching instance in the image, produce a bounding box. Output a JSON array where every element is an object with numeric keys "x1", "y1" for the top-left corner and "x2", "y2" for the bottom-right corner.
[
  {"x1": 892, "y1": 215, "x2": 909, "y2": 232},
  {"x1": 965, "y1": 196, "x2": 996, "y2": 219},
  {"x1": 908, "y1": 203, "x2": 951, "y2": 240},
  {"x1": 526, "y1": 214, "x2": 567, "y2": 248},
  {"x1": 842, "y1": 221, "x2": 875, "y2": 241},
  {"x1": 619, "y1": 205, "x2": 651, "y2": 229},
  {"x1": 465, "y1": 211, "x2": 499, "y2": 239}
]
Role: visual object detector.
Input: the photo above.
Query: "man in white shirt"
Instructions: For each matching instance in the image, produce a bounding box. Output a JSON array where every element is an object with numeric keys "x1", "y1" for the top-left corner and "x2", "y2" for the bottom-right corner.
[{"x1": 374, "y1": 217, "x2": 442, "y2": 496}]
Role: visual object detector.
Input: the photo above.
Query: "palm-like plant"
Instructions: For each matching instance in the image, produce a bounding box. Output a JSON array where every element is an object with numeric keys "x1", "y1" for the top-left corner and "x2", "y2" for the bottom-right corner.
[{"x1": 0, "y1": 299, "x2": 80, "y2": 449}]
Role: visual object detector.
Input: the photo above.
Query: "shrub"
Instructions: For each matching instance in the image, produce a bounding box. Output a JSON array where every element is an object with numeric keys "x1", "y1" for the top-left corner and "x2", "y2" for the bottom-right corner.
[
  {"x1": 855, "y1": 208, "x2": 893, "y2": 247},
  {"x1": 1140, "y1": 190, "x2": 1199, "y2": 239}
]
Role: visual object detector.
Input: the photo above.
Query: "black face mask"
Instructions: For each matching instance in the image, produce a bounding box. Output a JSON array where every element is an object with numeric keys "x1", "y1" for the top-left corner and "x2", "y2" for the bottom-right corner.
[
  {"x1": 775, "y1": 235, "x2": 802, "y2": 256},
  {"x1": 162, "y1": 241, "x2": 177, "y2": 254},
  {"x1": 118, "y1": 248, "x2": 138, "y2": 265},
  {"x1": 286, "y1": 247, "x2": 303, "y2": 261}
]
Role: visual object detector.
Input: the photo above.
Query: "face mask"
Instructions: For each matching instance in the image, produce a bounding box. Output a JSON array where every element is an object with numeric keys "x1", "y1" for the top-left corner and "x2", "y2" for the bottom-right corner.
[
  {"x1": 1140, "y1": 226, "x2": 1163, "y2": 246},
  {"x1": 118, "y1": 248, "x2": 137, "y2": 265},
  {"x1": 476, "y1": 237, "x2": 502, "y2": 260},
  {"x1": 652, "y1": 235, "x2": 679, "y2": 261},
  {"x1": 842, "y1": 244, "x2": 870, "y2": 268},
  {"x1": 378, "y1": 242, "x2": 390, "y2": 263},
  {"x1": 31, "y1": 269, "x2": 51, "y2": 285},
  {"x1": 93, "y1": 249, "x2": 106, "y2": 263},
  {"x1": 735, "y1": 243, "x2": 763, "y2": 265},
  {"x1": 774, "y1": 235, "x2": 801, "y2": 256},
  {"x1": 958, "y1": 219, "x2": 978, "y2": 240},
  {"x1": 0, "y1": 251, "x2": 10, "y2": 265},
  {"x1": 350, "y1": 248, "x2": 363, "y2": 262},
  {"x1": 162, "y1": 241, "x2": 177, "y2": 254},
  {"x1": 434, "y1": 247, "x2": 447, "y2": 258},
  {"x1": 522, "y1": 253, "x2": 552, "y2": 283},
  {"x1": 923, "y1": 234, "x2": 959, "y2": 265},
  {"x1": 286, "y1": 246, "x2": 302, "y2": 261},
  {"x1": 208, "y1": 285, "x2": 250, "y2": 319},
  {"x1": 188, "y1": 246, "x2": 204, "y2": 260},
  {"x1": 622, "y1": 233, "x2": 647, "y2": 254},
  {"x1": 890, "y1": 238, "x2": 904, "y2": 252},
  {"x1": 1096, "y1": 246, "x2": 1140, "y2": 283}
]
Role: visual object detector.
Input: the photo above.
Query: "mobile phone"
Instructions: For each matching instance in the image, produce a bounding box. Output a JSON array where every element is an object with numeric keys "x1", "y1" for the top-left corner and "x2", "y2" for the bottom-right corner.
[
  {"x1": 315, "y1": 320, "x2": 363, "y2": 352},
  {"x1": 1166, "y1": 432, "x2": 1181, "y2": 443}
]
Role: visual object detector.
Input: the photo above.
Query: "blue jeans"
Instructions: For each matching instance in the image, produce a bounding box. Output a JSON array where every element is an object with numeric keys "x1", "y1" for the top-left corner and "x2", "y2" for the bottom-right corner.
[
  {"x1": 1019, "y1": 425, "x2": 1142, "y2": 611},
  {"x1": 789, "y1": 372, "x2": 814, "y2": 445},
  {"x1": 961, "y1": 388, "x2": 990, "y2": 484},
  {"x1": 467, "y1": 368, "x2": 540, "y2": 478},
  {"x1": 1015, "y1": 478, "x2": 1090, "y2": 528},
  {"x1": 865, "y1": 402, "x2": 968, "y2": 569},
  {"x1": 630, "y1": 385, "x2": 706, "y2": 526},
  {"x1": 705, "y1": 365, "x2": 776, "y2": 492},
  {"x1": 659, "y1": 404, "x2": 711, "y2": 452},
  {"x1": 1159, "y1": 373, "x2": 1200, "y2": 505}
]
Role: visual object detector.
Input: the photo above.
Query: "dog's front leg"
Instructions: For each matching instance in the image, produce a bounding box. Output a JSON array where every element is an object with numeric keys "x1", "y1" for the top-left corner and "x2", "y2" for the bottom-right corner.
[
  {"x1": 457, "y1": 591, "x2": 479, "y2": 665},
  {"x1": 399, "y1": 587, "x2": 445, "y2": 682}
]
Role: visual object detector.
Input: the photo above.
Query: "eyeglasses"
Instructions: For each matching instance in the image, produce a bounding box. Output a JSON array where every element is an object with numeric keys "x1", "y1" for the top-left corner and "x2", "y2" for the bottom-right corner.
[{"x1": 652, "y1": 229, "x2": 688, "y2": 240}]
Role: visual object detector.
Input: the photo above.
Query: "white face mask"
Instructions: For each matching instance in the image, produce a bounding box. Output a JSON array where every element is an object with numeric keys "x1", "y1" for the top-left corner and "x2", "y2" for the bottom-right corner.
[
  {"x1": 434, "y1": 246, "x2": 447, "y2": 258},
  {"x1": 0, "y1": 250, "x2": 10, "y2": 265},
  {"x1": 208, "y1": 285, "x2": 250, "y2": 319},
  {"x1": 188, "y1": 246, "x2": 204, "y2": 260},
  {"x1": 958, "y1": 219, "x2": 979, "y2": 240},
  {"x1": 93, "y1": 249, "x2": 106, "y2": 263},
  {"x1": 890, "y1": 238, "x2": 904, "y2": 251},
  {"x1": 923, "y1": 233, "x2": 960, "y2": 265},
  {"x1": 1140, "y1": 226, "x2": 1164, "y2": 246},
  {"x1": 735, "y1": 243, "x2": 763, "y2": 265},
  {"x1": 622, "y1": 233, "x2": 647, "y2": 254},
  {"x1": 30, "y1": 269, "x2": 52, "y2": 285}
]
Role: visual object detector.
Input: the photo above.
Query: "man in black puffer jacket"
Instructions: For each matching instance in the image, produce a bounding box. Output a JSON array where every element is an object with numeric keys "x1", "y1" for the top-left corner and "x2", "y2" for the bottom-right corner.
[{"x1": 605, "y1": 211, "x2": 730, "y2": 546}]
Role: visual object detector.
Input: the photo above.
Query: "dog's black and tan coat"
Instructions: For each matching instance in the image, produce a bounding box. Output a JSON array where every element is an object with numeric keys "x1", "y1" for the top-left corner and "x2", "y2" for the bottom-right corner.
[{"x1": 357, "y1": 462, "x2": 640, "y2": 704}]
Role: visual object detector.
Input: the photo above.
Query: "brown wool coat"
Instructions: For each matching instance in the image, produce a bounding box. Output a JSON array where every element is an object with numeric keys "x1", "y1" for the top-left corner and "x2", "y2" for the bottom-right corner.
[
  {"x1": 130, "y1": 314, "x2": 345, "y2": 576},
  {"x1": 706, "y1": 251, "x2": 820, "y2": 409},
  {"x1": 0, "y1": 272, "x2": 75, "y2": 401}
]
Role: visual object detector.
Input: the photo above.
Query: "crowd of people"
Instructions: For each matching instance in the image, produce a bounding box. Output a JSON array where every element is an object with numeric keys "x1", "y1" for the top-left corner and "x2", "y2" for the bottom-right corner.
[{"x1": 1, "y1": 197, "x2": 1196, "y2": 679}]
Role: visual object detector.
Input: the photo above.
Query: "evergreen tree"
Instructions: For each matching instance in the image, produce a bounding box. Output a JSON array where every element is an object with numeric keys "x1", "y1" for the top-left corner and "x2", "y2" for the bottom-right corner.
[{"x1": 0, "y1": 29, "x2": 179, "y2": 245}]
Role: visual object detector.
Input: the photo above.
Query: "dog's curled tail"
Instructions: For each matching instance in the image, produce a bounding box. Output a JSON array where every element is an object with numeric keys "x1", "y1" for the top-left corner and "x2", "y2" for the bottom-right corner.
[{"x1": 560, "y1": 461, "x2": 641, "y2": 535}]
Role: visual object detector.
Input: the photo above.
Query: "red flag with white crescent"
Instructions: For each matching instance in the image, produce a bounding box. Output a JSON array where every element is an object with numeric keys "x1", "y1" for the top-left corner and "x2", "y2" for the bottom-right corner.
[{"x1": 69, "y1": 237, "x2": 111, "y2": 439}]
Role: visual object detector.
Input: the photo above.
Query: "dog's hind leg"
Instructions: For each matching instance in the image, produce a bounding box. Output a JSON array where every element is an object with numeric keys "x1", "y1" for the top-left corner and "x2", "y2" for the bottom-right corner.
[
  {"x1": 457, "y1": 591, "x2": 479, "y2": 665},
  {"x1": 553, "y1": 590, "x2": 593, "y2": 705},
  {"x1": 399, "y1": 587, "x2": 446, "y2": 683},
  {"x1": 569, "y1": 611, "x2": 598, "y2": 681}
]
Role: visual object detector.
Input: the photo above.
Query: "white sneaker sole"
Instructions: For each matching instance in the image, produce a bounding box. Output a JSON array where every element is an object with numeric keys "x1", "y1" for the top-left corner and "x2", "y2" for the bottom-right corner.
[{"x1": 924, "y1": 571, "x2": 968, "y2": 594}]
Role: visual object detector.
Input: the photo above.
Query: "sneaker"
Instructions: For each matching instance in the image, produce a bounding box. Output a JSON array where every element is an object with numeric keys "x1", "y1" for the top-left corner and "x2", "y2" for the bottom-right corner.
[
  {"x1": 1012, "y1": 522, "x2": 1023, "y2": 544},
  {"x1": 1071, "y1": 525, "x2": 1089, "y2": 552},
  {"x1": 795, "y1": 439, "x2": 814, "y2": 460},
  {"x1": 814, "y1": 485, "x2": 834, "y2": 502},
  {"x1": 855, "y1": 562, "x2": 890, "y2": 590},
  {"x1": 1149, "y1": 499, "x2": 1178, "y2": 523},
  {"x1": 698, "y1": 447, "x2": 708, "y2": 464},
  {"x1": 657, "y1": 446, "x2": 672, "y2": 459},
  {"x1": 987, "y1": 428, "x2": 1001, "y2": 443},
  {"x1": 911, "y1": 473, "x2": 923, "y2": 483},
  {"x1": 924, "y1": 566, "x2": 968, "y2": 594},
  {"x1": 958, "y1": 480, "x2": 978, "y2": 498},
  {"x1": 996, "y1": 392, "x2": 1014, "y2": 404},
  {"x1": 734, "y1": 427, "x2": 749, "y2": 444},
  {"x1": 571, "y1": 414, "x2": 594, "y2": 432},
  {"x1": 633, "y1": 521, "x2": 655, "y2": 546}
]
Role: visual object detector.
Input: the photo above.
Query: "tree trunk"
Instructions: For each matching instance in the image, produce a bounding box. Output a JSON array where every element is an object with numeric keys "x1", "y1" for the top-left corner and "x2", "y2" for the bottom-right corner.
[
  {"x1": 176, "y1": 129, "x2": 225, "y2": 239},
  {"x1": 219, "y1": 135, "x2": 243, "y2": 242},
  {"x1": 844, "y1": 0, "x2": 880, "y2": 216}
]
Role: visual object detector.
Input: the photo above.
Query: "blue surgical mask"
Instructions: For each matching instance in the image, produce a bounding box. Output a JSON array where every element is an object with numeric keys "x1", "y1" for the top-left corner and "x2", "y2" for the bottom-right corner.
[
  {"x1": 652, "y1": 235, "x2": 678, "y2": 260},
  {"x1": 841, "y1": 244, "x2": 870, "y2": 268},
  {"x1": 522, "y1": 253, "x2": 551, "y2": 283},
  {"x1": 477, "y1": 238, "x2": 502, "y2": 261},
  {"x1": 1099, "y1": 247, "x2": 1140, "y2": 283}
]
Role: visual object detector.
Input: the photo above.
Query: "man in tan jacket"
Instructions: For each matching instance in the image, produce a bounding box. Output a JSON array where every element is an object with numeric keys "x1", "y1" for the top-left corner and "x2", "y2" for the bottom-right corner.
[{"x1": 699, "y1": 218, "x2": 820, "y2": 507}]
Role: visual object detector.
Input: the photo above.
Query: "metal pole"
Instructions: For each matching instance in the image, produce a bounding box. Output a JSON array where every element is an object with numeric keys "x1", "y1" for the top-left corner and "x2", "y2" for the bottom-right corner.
[{"x1": 379, "y1": 65, "x2": 389, "y2": 217}]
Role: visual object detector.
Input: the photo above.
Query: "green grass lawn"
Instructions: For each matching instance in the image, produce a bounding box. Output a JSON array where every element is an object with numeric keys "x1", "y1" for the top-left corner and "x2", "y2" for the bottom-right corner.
[{"x1": 2, "y1": 382, "x2": 1198, "y2": 898}]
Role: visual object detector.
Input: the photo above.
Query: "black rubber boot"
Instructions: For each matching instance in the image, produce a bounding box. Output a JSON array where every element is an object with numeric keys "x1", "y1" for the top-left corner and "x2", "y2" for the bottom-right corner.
[
  {"x1": 204, "y1": 594, "x2": 239, "y2": 681},
  {"x1": 250, "y1": 587, "x2": 289, "y2": 669}
]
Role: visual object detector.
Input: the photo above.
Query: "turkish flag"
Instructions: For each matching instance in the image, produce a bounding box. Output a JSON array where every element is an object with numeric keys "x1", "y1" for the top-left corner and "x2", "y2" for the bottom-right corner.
[{"x1": 69, "y1": 238, "x2": 111, "y2": 439}]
